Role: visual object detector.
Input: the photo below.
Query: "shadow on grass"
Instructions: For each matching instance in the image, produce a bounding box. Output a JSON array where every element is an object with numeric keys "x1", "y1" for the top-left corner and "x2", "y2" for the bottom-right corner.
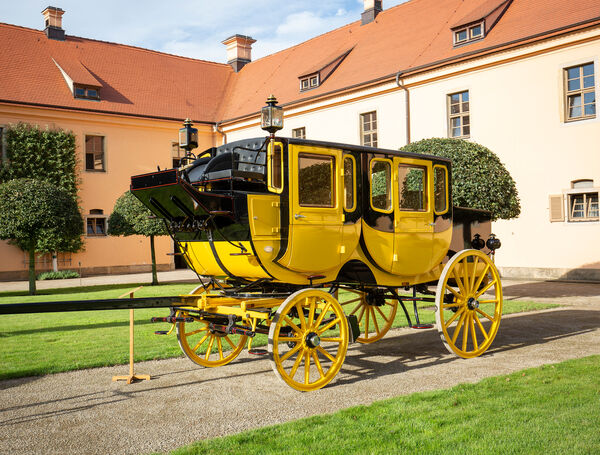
[{"x1": 1, "y1": 318, "x2": 161, "y2": 336}]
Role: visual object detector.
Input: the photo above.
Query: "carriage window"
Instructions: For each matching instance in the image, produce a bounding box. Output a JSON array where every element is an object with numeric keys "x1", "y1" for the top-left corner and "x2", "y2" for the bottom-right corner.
[
  {"x1": 268, "y1": 142, "x2": 283, "y2": 192},
  {"x1": 434, "y1": 166, "x2": 448, "y2": 213},
  {"x1": 298, "y1": 153, "x2": 335, "y2": 207},
  {"x1": 398, "y1": 164, "x2": 427, "y2": 211},
  {"x1": 344, "y1": 156, "x2": 355, "y2": 211},
  {"x1": 370, "y1": 159, "x2": 392, "y2": 212}
]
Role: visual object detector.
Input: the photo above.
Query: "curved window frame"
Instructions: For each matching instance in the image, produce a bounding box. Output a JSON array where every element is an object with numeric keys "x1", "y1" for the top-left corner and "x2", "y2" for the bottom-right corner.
[
  {"x1": 267, "y1": 141, "x2": 284, "y2": 194},
  {"x1": 343, "y1": 154, "x2": 356, "y2": 212},
  {"x1": 433, "y1": 165, "x2": 449, "y2": 215}
]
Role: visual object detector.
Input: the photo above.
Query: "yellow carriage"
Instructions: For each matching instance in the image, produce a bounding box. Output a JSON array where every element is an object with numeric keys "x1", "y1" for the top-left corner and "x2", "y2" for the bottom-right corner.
[{"x1": 132, "y1": 97, "x2": 503, "y2": 391}]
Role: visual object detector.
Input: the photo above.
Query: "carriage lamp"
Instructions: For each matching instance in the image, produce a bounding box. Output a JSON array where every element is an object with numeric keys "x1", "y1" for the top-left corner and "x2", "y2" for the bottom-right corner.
[
  {"x1": 179, "y1": 118, "x2": 198, "y2": 152},
  {"x1": 261, "y1": 94, "x2": 284, "y2": 135},
  {"x1": 486, "y1": 234, "x2": 501, "y2": 251}
]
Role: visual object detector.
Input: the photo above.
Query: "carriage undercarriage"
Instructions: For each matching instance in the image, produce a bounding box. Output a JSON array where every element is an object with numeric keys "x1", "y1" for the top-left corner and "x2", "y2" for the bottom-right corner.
[{"x1": 154, "y1": 248, "x2": 502, "y2": 392}]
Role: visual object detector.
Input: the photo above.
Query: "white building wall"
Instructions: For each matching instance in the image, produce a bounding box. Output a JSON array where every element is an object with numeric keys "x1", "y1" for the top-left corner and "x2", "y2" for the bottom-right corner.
[{"x1": 223, "y1": 31, "x2": 600, "y2": 280}]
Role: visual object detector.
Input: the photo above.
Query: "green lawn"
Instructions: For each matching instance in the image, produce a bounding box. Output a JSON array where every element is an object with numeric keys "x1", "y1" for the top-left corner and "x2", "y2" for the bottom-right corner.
[
  {"x1": 0, "y1": 284, "x2": 557, "y2": 380},
  {"x1": 165, "y1": 355, "x2": 600, "y2": 455}
]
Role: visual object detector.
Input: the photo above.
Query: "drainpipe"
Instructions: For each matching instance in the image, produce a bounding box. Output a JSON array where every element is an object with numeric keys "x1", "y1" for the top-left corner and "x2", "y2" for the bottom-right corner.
[
  {"x1": 395, "y1": 71, "x2": 411, "y2": 145},
  {"x1": 214, "y1": 121, "x2": 227, "y2": 145}
]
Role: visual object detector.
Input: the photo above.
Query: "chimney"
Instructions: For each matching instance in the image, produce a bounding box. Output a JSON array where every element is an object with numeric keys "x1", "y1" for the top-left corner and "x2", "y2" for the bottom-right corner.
[
  {"x1": 42, "y1": 6, "x2": 65, "y2": 40},
  {"x1": 361, "y1": 0, "x2": 383, "y2": 25},
  {"x1": 221, "y1": 35, "x2": 256, "y2": 72}
]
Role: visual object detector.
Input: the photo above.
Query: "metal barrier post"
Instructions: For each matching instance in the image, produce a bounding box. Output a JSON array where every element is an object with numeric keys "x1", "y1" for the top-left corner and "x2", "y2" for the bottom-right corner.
[{"x1": 112, "y1": 287, "x2": 151, "y2": 384}]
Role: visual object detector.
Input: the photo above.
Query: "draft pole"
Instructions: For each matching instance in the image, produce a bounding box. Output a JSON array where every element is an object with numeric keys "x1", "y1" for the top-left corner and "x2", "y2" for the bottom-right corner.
[{"x1": 112, "y1": 286, "x2": 151, "y2": 384}]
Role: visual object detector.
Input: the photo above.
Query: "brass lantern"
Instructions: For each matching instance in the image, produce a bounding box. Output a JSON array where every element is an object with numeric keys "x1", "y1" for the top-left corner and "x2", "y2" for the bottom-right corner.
[
  {"x1": 179, "y1": 118, "x2": 198, "y2": 152},
  {"x1": 261, "y1": 94, "x2": 283, "y2": 135}
]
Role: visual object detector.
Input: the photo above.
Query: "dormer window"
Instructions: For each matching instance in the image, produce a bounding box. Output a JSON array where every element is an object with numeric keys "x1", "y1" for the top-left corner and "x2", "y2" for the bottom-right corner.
[
  {"x1": 453, "y1": 22, "x2": 484, "y2": 46},
  {"x1": 74, "y1": 85, "x2": 100, "y2": 100},
  {"x1": 300, "y1": 74, "x2": 320, "y2": 91}
]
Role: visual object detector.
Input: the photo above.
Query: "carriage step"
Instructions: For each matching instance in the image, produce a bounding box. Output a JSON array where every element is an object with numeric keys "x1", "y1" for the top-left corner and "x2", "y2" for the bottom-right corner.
[
  {"x1": 248, "y1": 349, "x2": 268, "y2": 356},
  {"x1": 411, "y1": 324, "x2": 434, "y2": 329},
  {"x1": 154, "y1": 330, "x2": 170, "y2": 335},
  {"x1": 151, "y1": 316, "x2": 195, "y2": 323}
]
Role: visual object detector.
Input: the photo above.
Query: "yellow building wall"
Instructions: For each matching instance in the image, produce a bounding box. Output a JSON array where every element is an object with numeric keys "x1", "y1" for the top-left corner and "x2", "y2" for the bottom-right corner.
[{"x1": 0, "y1": 103, "x2": 216, "y2": 279}]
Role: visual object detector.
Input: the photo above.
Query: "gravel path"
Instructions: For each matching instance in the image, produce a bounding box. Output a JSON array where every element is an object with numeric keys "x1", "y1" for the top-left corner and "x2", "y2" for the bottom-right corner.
[{"x1": 0, "y1": 280, "x2": 598, "y2": 455}]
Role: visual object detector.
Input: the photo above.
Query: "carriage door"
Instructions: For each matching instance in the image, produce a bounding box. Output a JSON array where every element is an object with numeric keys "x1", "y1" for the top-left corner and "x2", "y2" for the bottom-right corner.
[
  {"x1": 392, "y1": 157, "x2": 434, "y2": 276},
  {"x1": 278, "y1": 145, "x2": 343, "y2": 273}
]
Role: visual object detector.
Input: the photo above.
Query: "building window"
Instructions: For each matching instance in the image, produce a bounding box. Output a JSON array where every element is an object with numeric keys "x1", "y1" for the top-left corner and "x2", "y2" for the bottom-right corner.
[
  {"x1": 360, "y1": 111, "x2": 378, "y2": 147},
  {"x1": 172, "y1": 141, "x2": 185, "y2": 167},
  {"x1": 86, "y1": 209, "x2": 107, "y2": 236},
  {"x1": 549, "y1": 180, "x2": 599, "y2": 222},
  {"x1": 448, "y1": 91, "x2": 470, "y2": 138},
  {"x1": 292, "y1": 127, "x2": 306, "y2": 139},
  {"x1": 85, "y1": 135, "x2": 105, "y2": 171},
  {"x1": 453, "y1": 22, "x2": 484, "y2": 46},
  {"x1": 298, "y1": 153, "x2": 335, "y2": 208},
  {"x1": 300, "y1": 74, "x2": 319, "y2": 91},
  {"x1": 74, "y1": 85, "x2": 100, "y2": 100},
  {"x1": 564, "y1": 63, "x2": 596, "y2": 121}
]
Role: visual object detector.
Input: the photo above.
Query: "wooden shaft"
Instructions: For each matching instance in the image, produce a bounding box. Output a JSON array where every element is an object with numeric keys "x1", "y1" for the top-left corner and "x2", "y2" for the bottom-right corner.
[{"x1": 129, "y1": 294, "x2": 134, "y2": 376}]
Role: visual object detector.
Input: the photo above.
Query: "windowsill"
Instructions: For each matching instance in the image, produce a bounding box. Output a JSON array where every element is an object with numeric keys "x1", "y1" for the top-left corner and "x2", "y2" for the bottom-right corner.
[
  {"x1": 564, "y1": 115, "x2": 596, "y2": 123},
  {"x1": 85, "y1": 234, "x2": 108, "y2": 237},
  {"x1": 84, "y1": 169, "x2": 106, "y2": 173}
]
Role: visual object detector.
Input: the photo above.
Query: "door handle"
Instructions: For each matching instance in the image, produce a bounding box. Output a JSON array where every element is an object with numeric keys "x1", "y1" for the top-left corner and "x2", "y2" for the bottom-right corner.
[{"x1": 294, "y1": 214, "x2": 306, "y2": 219}]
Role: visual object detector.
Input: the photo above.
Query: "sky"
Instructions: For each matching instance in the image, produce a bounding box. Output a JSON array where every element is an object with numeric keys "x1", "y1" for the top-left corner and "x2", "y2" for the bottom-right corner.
[{"x1": 3, "y1": 0, "x2": 409, "y2": 63}]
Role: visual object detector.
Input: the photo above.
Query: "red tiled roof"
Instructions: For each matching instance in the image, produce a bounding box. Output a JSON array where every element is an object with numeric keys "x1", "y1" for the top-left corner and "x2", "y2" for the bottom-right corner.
[
  {"x1": 0, "y1": 24, "x2": 233, "y2": 123},
  {"x1": 451, "y1": 0, "x2": 511, "y2": 29},
  {"x1": 218, "y1": 0, "x2": 600, "y2": 122},
  {"x1": 1, "y1": 0, "x2": 600, "y2": 125}
]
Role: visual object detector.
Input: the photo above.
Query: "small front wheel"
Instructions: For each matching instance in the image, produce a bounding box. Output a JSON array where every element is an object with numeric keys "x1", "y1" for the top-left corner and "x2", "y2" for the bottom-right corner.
[{"x1": 268, "y1": 289, "x2": 349, "y2": 391}]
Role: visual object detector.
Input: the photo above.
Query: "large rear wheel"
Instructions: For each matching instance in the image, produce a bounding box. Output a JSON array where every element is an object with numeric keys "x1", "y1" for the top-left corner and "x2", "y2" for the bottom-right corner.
[
  {"x1": 435, "y1": 250, "x2": 503, "y2": 358},
  {"x1": 338, "y1": 288, "x2": 398, "y2": 343}
]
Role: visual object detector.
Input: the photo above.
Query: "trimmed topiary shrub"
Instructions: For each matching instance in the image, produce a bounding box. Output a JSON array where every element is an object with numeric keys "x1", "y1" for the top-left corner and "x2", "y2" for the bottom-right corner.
[{"x1": 402, "y1": 138, "x2": 520, "y2": 221}]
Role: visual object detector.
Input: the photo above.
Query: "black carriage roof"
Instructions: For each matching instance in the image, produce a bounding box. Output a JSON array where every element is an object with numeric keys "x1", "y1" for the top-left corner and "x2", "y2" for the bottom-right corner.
[{"x1": 208, "y1": 136, "x2": 451, "y2": 164}]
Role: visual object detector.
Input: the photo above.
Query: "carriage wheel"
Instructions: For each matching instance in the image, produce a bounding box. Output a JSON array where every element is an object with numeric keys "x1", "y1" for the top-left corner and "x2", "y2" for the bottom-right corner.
[
  {"x1": 435, "y1": 249, "x2": 503, "y2": 359},
  {"x1": 268, "y1": 289, "x2": 349, "y2": 391},
  {"x1": 338, "y1": 288, "x2": 398, "y2": 343},
  {"x1": 176, "y1": 281, "x2": 248, "y2": 367}
]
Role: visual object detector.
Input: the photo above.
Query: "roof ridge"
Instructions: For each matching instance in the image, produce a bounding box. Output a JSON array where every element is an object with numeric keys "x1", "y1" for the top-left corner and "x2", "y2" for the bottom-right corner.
[
  {"x1": 0, "y1": 21, "x2": 230, "y2": 68},
  {"x1": 248, "y1": 0, "x2": 417, "y2": 66}
]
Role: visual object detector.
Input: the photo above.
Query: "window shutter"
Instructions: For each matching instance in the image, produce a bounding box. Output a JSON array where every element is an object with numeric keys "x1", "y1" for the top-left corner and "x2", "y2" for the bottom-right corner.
[{"x1": 549, "y1": 195, "x2": 564, "y2": 222}]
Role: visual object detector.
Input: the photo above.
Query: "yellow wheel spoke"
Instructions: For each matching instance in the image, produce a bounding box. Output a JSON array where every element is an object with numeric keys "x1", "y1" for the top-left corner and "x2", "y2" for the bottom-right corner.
[
  {"x1": 307, "y1": 297, "x2": 316, "y2": 327},
  {"x1": 476, "y1": 307, "x2": 495, "y2": 322},
  {"x1": 313, "y1": 302, "x2": 331, "y2": 327},
  {"x1": 320, "y1": 337, "x2": 342, "y2": 342},
  {"x1": 355, "y1": 304, "x2": 366, "y2": 323},
  {"x1": 312, "y1": 352, "x2": 325, "y2": 379},
  {"x1": 283, "y1": 315, "x2": 302, "y2": 334},
  {"x1": 445, "y1": 285, "x2": 462, "y2": 300},
  {"x1": 479, "y1": 299, "x2": 499, "y2": 304},
  {"x1": 469, "y1": 256, "x2": 479, "y2": 294},
  {"x1": 475, "y1": 278, "x2": 497, "y2": 299},
  {"x1": 443, "y1": 307, "x2": 464, "y2": 329},
  {"x1": 364, "y1": 306, "x2": 370, "y2": 338},
  {"x1": 289, "y1": 350, "x2": 304, "y2": 378},
  {"x1": 277, "y1": 336, "x2": 302, "y2": 342},
  {"x1": 340, "y1": 297, "x2": 362, "y2": 305},
  {"x1": 280, "y1": 342, "x2": 302, "y2": 362},
  {"x1": 451, "y1": 311, "x2": 466, "y2": 344},
  {"x1": 469, "y1": 315, "x2": 478, "y2": 351},
  {"x1": 375, "y1": 305, "x2": 389, "y2": 323},
  {"x1": 463, "y1": 258, "x2": 470, "y2": 295},
  {"x1": 473, "y1": 264, "x2": 491, "y2": 294},
  {"x1": 461, "y1": 314, "x2": 470, "y2": 351},
  {"x1": 224, "y1": 336, "x2": 236, "y2": 349},
  {"x1": 318, "y1": 317, "x2": 340, "y2": 335},
  {"x1": 370, "y1": 306, "x2": 380, "y2": 335},
  {"x1": 474, "y1": 313, "x2": 489, "y2": 341},
  {"x1": 296, "y1": 302, "x2": 307, "y2": 329},
  {"x1": 304, "y1": 352, "x2": 311, "y2": 385},
  {"x1": 192, "y1": 333, "x2": 209, "y2": 352},
  {"x1": 317, "y1": 346, "x2": 336, "y2": 362},
  {"x1": 205, "y1": 336, "x2": 215, "y2": 360},
  {"x1": 452, "y1": 269, "x2": 467, "y2": 296},
  {"x1": 349, "y1": 302, "x2": 363, "y2": 316},
  {"x1": 217, "y1": 337, "x2": 223, "y2": 360},
  {"x1": 443, "y1": 302, "x2": 461, "y2": 309},
  {"x1": 185, "y1": 327, "x2": 208, "y2": 337}
]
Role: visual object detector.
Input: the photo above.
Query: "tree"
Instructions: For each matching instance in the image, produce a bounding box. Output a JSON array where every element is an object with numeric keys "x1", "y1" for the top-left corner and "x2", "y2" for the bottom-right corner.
[
  {"x1": 0, "y1": 123, "x2": 80, "y2": 270},
  {"x1": 108, "y1": 191, "x2": 168, "y2": 285},
  {"x1": 0, "y1": 179, "x2": 84, "y2": 295},
  {"x1": 401, "y1": 138, "x2": 521, "y2": 220}
]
